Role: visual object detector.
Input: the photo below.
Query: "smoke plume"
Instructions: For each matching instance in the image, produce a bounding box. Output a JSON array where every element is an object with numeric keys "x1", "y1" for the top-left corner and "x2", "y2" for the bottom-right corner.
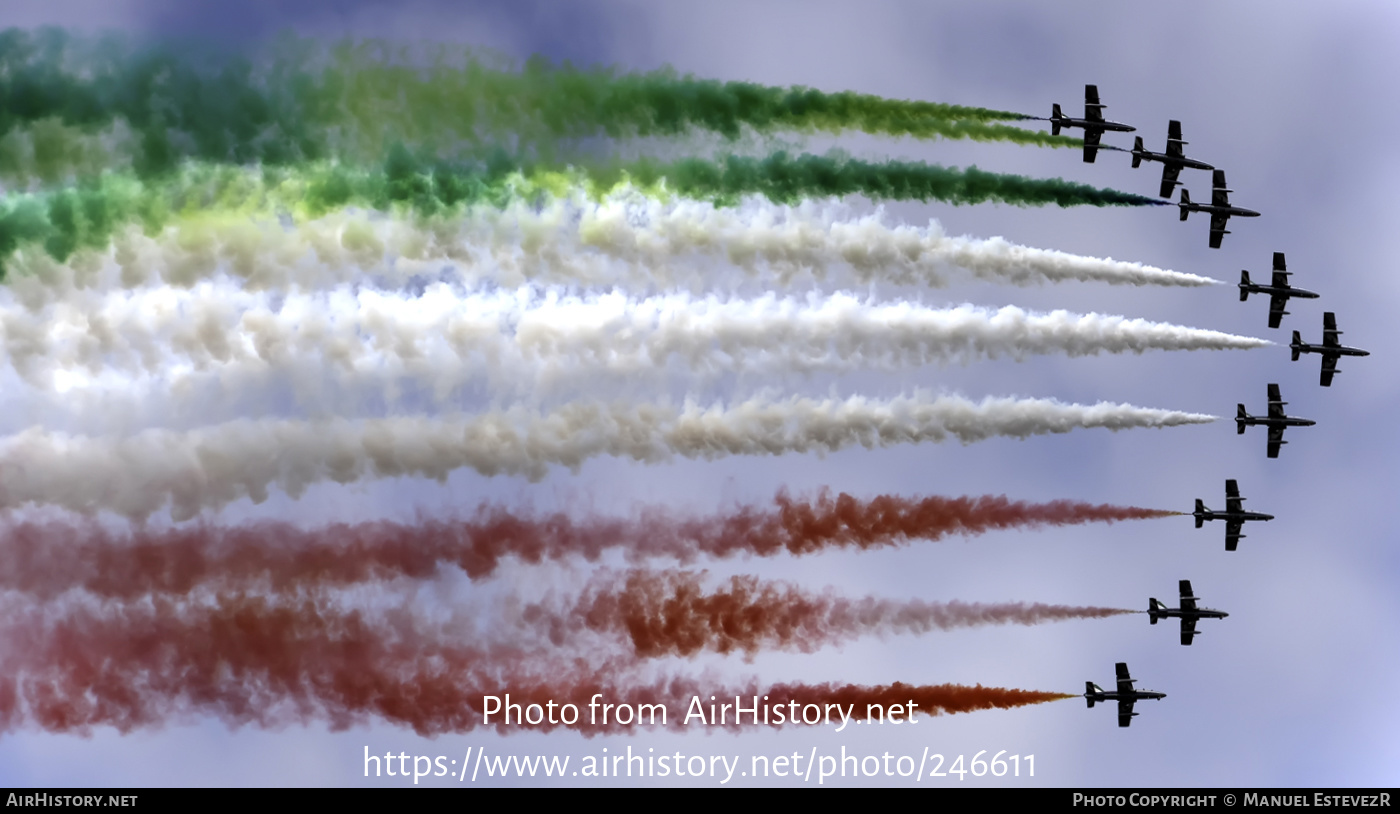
[
  {"x1": 2, "y1": 198, "x2": 1217, "y2": 299},
  {"x1": 0, "y1": 286, "x2": 1268, "y2": 403},
  {"x1": 0, "y1": 28, "x2": 1072, "y2": 186},
  {"x1": 551, "y1": 569, "x2": 1136, "y2": 657},
  {"x1": 0, "y1": 491, "x2": 1181, "y2": 595},
  {"x1": 0, "y1": 594, "x2": 1073, "y2": 736},
  {"x1": 0, "y1": 395, "x2": 1213, "y2": 519}
]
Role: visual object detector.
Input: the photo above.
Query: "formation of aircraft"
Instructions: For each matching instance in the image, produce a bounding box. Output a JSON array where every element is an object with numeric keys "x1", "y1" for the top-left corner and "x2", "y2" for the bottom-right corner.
[
  {"x1": 1036, "y1": 89, "x2": 1369, "y2": 729},
  {"x1": 1291, "y1": 312, "x2": 1370, "y2": 387},
  {"x1": 1237, "y1": 383, "x2": 1315, "y2": 459},
  {"x1": 1178, "y1": 170, "x2": 1260, "y2": 249},
  {"x1": 1149, "y1": 580, "x2": 1229, "y2": 646},
  {"x1": 1085, "y1": 663, "x2": 1167, "y2": 727},
  {"x1": 1129, "y1": 120, "x2": 1215, "y2": 198},
  {"x1": 1192, "y1": 479, "x2": 1274, "y2": 551},
  {"x1": 1038, "y1": 90, "x2": 1251, "y2": 245},
  {"x1": 1048, "y1": 85, "x2": 1136, "y2": 163},
  {"x1": 1239, "y1": 252, "x2": 1319, "y2": 328}
]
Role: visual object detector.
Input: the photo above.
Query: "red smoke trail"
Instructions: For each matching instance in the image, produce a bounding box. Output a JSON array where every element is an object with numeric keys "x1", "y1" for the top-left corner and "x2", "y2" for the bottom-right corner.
[
  {"x1": 0, "y1": 596, "x2": 1071, "y2": 736},
  {"x1": 556, "y1": 570, "x2": 1135, "y2": 657},
  {"x1": 0, "y1": 491, "x2": 1176, "y2": 597},
  {"x1": 758, "y1": 682, "x2": 1076, "y2": 721}
]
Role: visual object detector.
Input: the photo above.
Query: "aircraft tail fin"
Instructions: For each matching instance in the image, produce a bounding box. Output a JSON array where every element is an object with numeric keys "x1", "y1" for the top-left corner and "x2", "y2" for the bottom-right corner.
[
  {"x1": 1291, "y1": 332, "x2": 1302, "y2": 361},
  {"x1": 1194, "y1": 500, "x2": 1205, "y2": 527},
  {"x1": 1239, "y1": 270, "x2": 1251, "y2": 301},
  {"x1": 1179, "y1": 189, "x2": 1191, "y2": 220},
  {"x1": 1236, "y1": 404, "x2": 1247, "y2": 433},
  {"x1": 1148, "y1": 598, "x2": 1167, "y2": 623},
  {"x1": 1051, "y1": 104, "x2": 1062, "y2": 136},
  {"x1": 1131, "y1": 137, "x2": 1143, "y2": 168},
  {"x1": 1085, "y1": 682, "x2": 1097, "y2": 707}
]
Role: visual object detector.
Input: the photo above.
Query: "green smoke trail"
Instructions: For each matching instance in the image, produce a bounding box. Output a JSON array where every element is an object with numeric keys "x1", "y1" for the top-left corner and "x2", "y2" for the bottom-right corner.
[
  {"x1": 0, "y1": 149, "x2": 1163, "y2": 279},
  {"x1": 0, "y1": 28, "x2": 1076, "y2": 186},
  {"x1": 613, "y1": 152, "x2": 1166, "y2": 208},
  {"x1": 316, "y1": 45, "x2": 1076, "y2": 148}
]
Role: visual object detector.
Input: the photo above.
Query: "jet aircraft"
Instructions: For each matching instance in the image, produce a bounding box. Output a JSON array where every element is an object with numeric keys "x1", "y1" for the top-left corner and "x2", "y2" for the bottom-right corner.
[
  {"x1": 1237, "y1": 383, "x2": 1315, "y2": 458},
  {"x1": 1149, "y1": 580, "x2": 1229, "y2": 645},
  {"x1": 1179, "y1": 169, "x2": 1260, "y2": 248},
  {"x1": 1048, "y1": 84, "x2": 1136, "y2": 163},
  {"x1": 1085, "y1": 663, "x2": 1166, "y2": 727},
  {"x1": 1239, "y1": 252, "x2": 1319, "y2": 329},
  {"x1": 1129, "y1": 120, "x2": 1215, "y2": 197},
  {"x1": 1193, "y1": 478, "x2": 1274, "y2": 551},
  {"x1": 1291, "y1": 312, "x2": 1370, "y2": 387}
]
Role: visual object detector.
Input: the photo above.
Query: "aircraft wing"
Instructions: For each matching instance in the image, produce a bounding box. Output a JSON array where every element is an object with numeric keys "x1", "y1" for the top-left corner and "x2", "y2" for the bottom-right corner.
[
  {"x1": 1083, "y1": 127, "x2": 1102, "y2": 163},
  {"x1": 1267, "y1": 383, "x2": 1285, "y2": 416},
  {"x1": 1267, "y1": 425, "x2": 1285, "y2": 459},
  {"x1": 1084, "y1": 85, "x2": 1105, "y2": 122},
  {"x1": 1181, "y1": 616, "x2": 1198, "y2": 646},
  {"x1": 1209, "y1": 211, "x2": 1230, "y2": 249},
  {"x1": 1165, "y1": 120, "x2": 1185, "y2": 157},
  {"x1": 1211, "y1": 170, "x2": 1230, "y2": 207},
  {"x1": 1178, "y1": 580, "x2": 1198, "y2": 611},
  {"x1": 1158, "y1": 163, "x2": 1182, "y2": 198},
  {"x1": 1225, "y1": 479, "x2": 1241, "y2": 504},
  {"x1": 1225, "y1": 520, "x2": 1243, "y2": 551},
  {"x1": 1322, "y1": 312, "x2": 1340, "y2": 347},
  {"x1": 1320, "y1": 354, "x2": 1338, "y2": 387},
  {"x1": 1115, "y1": 662, "x2": 1134, "y2": 693},
  {"x1": 1117, "y1": 697, "x2": 1136, "y2": 727},
  {"x1": 1267, "y1": 291, "x2": 1288, "y2": 328}
]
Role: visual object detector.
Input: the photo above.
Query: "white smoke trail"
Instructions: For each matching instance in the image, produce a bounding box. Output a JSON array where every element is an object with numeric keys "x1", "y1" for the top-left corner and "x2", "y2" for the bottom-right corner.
[
  {"x1": 0, "y1": 393, "x2": 1214, "y2": 520},
  {"x1": 0, "y1": 283, "x2": 1267, "y2": 402},
  {"x1": 2, "y1": 192, "x2": 1216, "y2": 303},
  {"x1": 571, "y1": 193, "x2": 1219, "y2": 288}
]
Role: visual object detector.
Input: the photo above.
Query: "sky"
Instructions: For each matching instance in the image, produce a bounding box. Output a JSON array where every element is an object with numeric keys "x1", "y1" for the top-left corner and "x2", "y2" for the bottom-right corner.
[{"x1": 0, "y1": 0, "x2": 1397, "y2": 788}]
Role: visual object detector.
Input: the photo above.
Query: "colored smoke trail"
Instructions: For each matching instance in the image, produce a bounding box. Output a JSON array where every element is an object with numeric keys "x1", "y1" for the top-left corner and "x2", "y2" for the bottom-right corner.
[
  {"x1": 555, "y1": 570, "x2": 1137, "y2": 658},
  {"x1": 0, "y1": 153, "x2": 1161, "y2": 275},
  {"x1": 0, "y1": 28, "x2": 1071, "y2": 186},
  {"x1": 570, "y1": 196, "x2": 1218, "y2": 288},
  {"x1": 607, "y1": 152, "x2": 1166, "y2": 208},
  {"x1": 0, "y1": 286, "x2": 1269, "y2": 401},
  {"x1": 0, "y1": 594, "x2": 1072, "y2": 735},
  {"x1": 2, "y1": 197, "x2": 1218, "y2": 299},
  {"x1": 0, "y1": 395, "x2": 1214, "y2": 519},
  {"x1": 0, "y1": 493, "x2": 1181, "y2": 595}
]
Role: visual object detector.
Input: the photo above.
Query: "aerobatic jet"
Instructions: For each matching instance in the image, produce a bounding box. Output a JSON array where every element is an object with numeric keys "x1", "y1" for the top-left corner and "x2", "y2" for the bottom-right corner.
[
  {"x1": 1239, "y1": 252, "x2": 1319, "y2": 329},
  {"x1": 1085, "y1": 663, "x2": 1166, "y2": 727},
  {"x1": 1237, "y1": 383, "x2": 1315, "y2": 459},
  {"x1": 1048, "y1": 84, "x2": 1136, "y2": 163},
  {"x1": 1193, "y1": 478, "x2": 1274, "y2": 551},
  {"x1": 1129, "y1": 120, "x2": 1215, "y2": 198},
  {"x1": 1149, "y1": 580, "x2": 1229, "y2": 646},
  {"x1": 1291, "y1": 312, "x2": 1370, "y2": 387},
  {"x1": 1178, "y1": 169, "x2": 1259, "y2": 248}
]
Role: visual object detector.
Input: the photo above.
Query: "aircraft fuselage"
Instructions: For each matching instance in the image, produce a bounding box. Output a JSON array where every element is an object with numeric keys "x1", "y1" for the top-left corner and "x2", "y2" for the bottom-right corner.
[
  {"x1": 1195, "y1": 508, "x2": 1275, "y2": 523},
  {"x1": 1132, "y1": 148, "x2": 1214, "y2": 171},
  {"x1": 1291, "y1": 342, "x2": 1370, "y2": 358},
  {"x1": 1151, "y1": 607, "x2": 1229, "y2": 621},
  {"x1": 1240, "y1": 283, "x2": 1319, "y2": 300},
  {"x1": 1182, "y1": 201, "x2": 1261, "y2": 219},
  {"x1": 1085, "y1": 689, "x2": 1167, "y2": 703},
  {"x1": 1056, "y1": 115, "x2": 1136, "y2": 133},
  {"x1": 1238, "y1": 415, "x2": 1315, "y2": 429}
]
